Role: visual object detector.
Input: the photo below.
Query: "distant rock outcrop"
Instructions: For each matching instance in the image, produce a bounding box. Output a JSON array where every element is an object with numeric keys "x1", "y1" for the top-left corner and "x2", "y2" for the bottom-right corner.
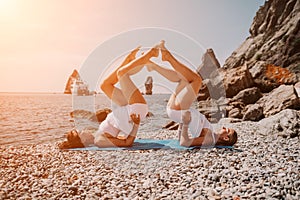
[
  {"x1": 64, "y1": 70, "x2": 80, "y2": 94},
  {"x1": 64, "y1": 69, "x2": 92, "y2": 95},
  {"x1": 145, "y1": 76, "x2": 153, "y2": 95}
]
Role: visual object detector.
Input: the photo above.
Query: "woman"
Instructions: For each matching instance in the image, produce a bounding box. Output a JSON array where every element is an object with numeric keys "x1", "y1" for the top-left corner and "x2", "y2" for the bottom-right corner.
[
  {"x1": 59, "y1": 45, "x2": 159, "y2": 149},
  {"x1": 147, "y1": 41, "x2": 237, "y2": 147}
]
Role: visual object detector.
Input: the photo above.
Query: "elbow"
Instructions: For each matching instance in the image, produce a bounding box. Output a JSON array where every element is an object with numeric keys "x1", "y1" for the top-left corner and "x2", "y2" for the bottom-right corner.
[
  {"x1": 100, "y1": 79, "x2": 110, "y2": 93},
  {"x1": 123, "y1": 141, "x2": 133, "y2": 147},
  {"x1": 125, "y1": 143, "x2": 133, "y2": 147},
  {"x1": 123, "y1": 136, "x2": 135, "y2": 147}
]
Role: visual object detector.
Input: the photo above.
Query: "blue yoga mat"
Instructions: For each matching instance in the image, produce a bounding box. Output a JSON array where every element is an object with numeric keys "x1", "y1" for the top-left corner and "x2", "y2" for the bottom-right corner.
[{"x1": 71, "y1": 139, "x2": 235, "y2": 151}]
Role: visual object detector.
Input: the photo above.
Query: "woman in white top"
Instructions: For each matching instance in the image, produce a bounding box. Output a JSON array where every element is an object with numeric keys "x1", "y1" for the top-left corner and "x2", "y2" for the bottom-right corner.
[
  {"x1": 147, "y1": 41, "x2": 237, "y2": 147},
  {"x1": 59, "y1": 45, "x2": 159, "y2": 149}
]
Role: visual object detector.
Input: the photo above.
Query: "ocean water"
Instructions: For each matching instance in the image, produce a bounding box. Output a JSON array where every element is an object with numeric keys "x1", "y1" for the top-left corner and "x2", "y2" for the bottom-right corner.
[{"x1": 0, "y1": 93, "x2": 171, "y2": 146}]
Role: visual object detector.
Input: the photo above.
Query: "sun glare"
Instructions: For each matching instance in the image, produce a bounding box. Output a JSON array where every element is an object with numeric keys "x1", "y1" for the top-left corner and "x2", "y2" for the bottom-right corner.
[{"x1": 0, "y1": 0, "x2": 19, "y2": 21}]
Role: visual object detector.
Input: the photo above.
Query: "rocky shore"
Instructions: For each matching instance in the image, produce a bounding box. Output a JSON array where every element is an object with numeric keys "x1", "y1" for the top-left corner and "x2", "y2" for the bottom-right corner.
[
  {"x1": 1, "y1": 110, "x2": 299, "y2": 199},
  {"x1": 1, "y1": 0, "x2": 299, "y2": 199}
]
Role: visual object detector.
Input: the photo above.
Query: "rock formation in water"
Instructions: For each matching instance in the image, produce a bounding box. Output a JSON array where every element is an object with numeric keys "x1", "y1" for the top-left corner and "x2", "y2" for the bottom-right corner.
[
  {"x1": 64, "y1": 69, "x2": 93, "y2": 95},
  {"x1": 145, "y1": 76, "x2": 153, "y2": 95},
  {"x1": 64, "y1": 70, "x2": 80, "y2": 94}
]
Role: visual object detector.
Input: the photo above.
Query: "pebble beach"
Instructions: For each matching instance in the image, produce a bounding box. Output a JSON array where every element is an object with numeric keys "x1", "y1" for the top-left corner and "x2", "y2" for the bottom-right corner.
[{"x1": 1, "y1": 121, "x2": 299, "y2": 200}]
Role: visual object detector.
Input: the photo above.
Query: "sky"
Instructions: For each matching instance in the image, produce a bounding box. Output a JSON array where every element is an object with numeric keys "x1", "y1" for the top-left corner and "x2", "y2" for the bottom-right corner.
[{"x1": 0, "y1": 0, "x2": 265, "y2": 93}]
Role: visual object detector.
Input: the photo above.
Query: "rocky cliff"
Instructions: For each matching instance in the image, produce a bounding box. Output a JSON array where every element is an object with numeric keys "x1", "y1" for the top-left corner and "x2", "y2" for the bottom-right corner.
[
  {"x1": 224, "y1": 0, "x2": 300, "y2": 77},
  {"x1": 195, "y1": 0, "x2": 300, "y2": 126}
]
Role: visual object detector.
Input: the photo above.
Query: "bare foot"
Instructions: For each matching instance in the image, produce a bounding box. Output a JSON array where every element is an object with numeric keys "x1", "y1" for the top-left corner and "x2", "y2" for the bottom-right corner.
[
  {"x1": 142, "y1": 46, "x2": 159, "y2": 62},
  {"x1": 125, "y1": 46, "x2": 141, "y2": 62},
  {"x1": 148, "y1": 46, "x2": 159, "y2": 58},
  {"x1": 158, "y1": 40, "x2": 171, "y2": 62}
]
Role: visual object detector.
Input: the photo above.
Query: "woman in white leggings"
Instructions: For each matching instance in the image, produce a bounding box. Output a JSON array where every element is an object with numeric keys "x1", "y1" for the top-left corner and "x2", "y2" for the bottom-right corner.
[
  {"x1": 59, "y1": 45, "x2": 159, "y2": 149},
  {"x1": 147, "y1": 41, "x2": 237, "y2": 147}
]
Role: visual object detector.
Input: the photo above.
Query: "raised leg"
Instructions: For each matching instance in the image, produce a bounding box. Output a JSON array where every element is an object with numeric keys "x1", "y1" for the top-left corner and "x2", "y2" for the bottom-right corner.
[
  {"x1": 100, "y1": 46, "x2": 141, "y2": 106},
  {"x1": 160, "y1": 41, "x2": 201, "y2": 83},
  {"x1": 159, "y1": 41, "x2": 203, "y2": 110},
  {"x1": 117, "y1": 46, "x2": 159, "y2": 104},
  {"x1": 146, "y1": 61, "x2": 180, "y2": 82}
]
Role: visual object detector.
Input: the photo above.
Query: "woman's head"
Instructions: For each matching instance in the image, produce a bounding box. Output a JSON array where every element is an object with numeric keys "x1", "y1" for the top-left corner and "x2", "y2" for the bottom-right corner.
[{"x1": 215, "y1": 127, "x2": 237, "y2": 146}]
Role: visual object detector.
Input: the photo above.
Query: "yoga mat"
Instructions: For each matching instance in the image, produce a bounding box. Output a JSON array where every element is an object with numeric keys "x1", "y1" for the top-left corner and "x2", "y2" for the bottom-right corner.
[{"x1": 71, "y1": 139, "x2": 236, "y2": 151}]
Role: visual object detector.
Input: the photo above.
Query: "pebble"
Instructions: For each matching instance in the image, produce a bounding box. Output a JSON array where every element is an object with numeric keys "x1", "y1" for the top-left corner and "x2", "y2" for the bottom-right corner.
[{"x1": 0, "y1": 122, "x2": 299, "y2": 199}]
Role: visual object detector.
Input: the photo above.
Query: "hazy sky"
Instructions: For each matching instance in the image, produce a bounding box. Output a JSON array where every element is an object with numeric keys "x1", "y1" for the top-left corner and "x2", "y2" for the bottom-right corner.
[{"x1": 0, "y1": 0, "x2": 265, "y2": 93}]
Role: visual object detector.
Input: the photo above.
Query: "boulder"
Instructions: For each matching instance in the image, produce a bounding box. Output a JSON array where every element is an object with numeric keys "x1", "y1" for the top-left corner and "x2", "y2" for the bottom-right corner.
[
  {"x1": 197, "y1": 79, "x2": 210, "y2": 101},
  {"x1": 230, "y1": 87, "x2": 263, "y2": 105},
  {"x1": 223, "y1": 65, "x2": 254, "y2": 98},
  {"x1": 257, "y1": 84, "x2": 300, "y2": 117},
  {"x1": 249, "y1": 62, "x2": 298, "y2": 92},
  {"x1": 162, "y1": 121, "x2": 179, "y2": 130},
  {"x1": 146, "y1": 112, "x2": 154, "y2": 117},
  {"x1": 243, "y1": 104, "x2": 264, "y2": 121},
  {"x1": 197, "y1": 98, "x2": 228, "y2": 123},
  {"x1": 258, "y1": 109, "x2": 300, "y2": 138},
  {"x1": 197, "y1": 48, "x2": 221, "y2": 78},
  {"x1": 228, "y1": 108, "x2": 243, "y2": 119},
  {"x1": 197, "y1": 49, "x2": 226, "y2": 100},
  {"x1": 295, "y1": 82, "x2": 300, "y2": 97},
  {"x1": 70, "y1": 108, "x2": 112, "y2": 123}
]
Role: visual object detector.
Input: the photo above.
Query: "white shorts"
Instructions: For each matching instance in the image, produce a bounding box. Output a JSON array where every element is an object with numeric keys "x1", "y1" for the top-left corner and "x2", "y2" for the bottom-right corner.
[
  {"x1": 167, "y1": 107, "x2": 213, "y2": 138},
  {"x1": 104, "y1": 103, "x2": 148, "y2": 138}
]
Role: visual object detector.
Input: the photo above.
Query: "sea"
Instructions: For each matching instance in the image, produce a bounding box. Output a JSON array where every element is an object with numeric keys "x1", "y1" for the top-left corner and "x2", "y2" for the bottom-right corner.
[{"x1": 0, "y1": 93, "x2": 172, "y2": 146}]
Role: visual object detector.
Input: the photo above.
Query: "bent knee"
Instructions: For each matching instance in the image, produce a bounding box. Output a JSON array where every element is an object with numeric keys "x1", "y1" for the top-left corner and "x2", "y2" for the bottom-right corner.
[
  {"x1": 100, "y1": 78, "x2": 111, "y2": 92},
  {"x1": 192, "y1": 74, "x2": 202, "y2": 85},
  {"x1": 190, "y1": 76, "x2": 202, "y2": 92},
  {"x1": 116, "y1": 68, "x2": 128, "y2": 79}
]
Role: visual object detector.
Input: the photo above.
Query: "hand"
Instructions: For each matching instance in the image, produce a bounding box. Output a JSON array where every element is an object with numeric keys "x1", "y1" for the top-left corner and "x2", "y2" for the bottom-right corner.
[
  {"x1": 130, "y1": 113, "x2": 141, "y2": 125},
  {"x1": 182, "y1": 111, "x2": 191, "y2": 125},
  {"x1": 158, "y1": 40, "x2": 171, "y2": 62}
]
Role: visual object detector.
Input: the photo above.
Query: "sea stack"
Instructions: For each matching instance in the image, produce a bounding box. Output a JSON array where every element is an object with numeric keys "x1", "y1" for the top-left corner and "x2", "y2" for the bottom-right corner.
[{"x1": 145, "y1": 76, "x2": 153, "y2": 95}]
